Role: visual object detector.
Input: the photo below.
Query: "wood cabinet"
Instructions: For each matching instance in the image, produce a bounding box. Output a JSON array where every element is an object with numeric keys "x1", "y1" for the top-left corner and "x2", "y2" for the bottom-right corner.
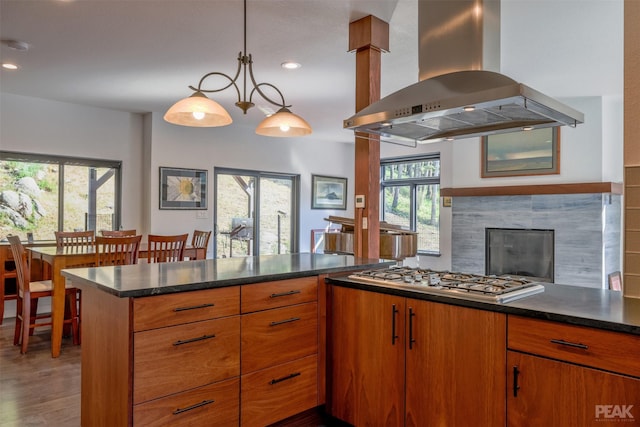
[
  {"x1": 79, "y1": 275, "x2": 325, "y2": 426},
  {"x1": 240, "y1": 277, "x2": 320, "y2": 427},
  {"x1": 507, "y1": 315, "x2": 640, "y2": 426},
  {"x1": 328, "y1": 286, "x2": 506, "y2": 427},
  {"x1": 405, "y1": 299, "x2": 506, "y2": 426},
  {"x1": 80, "y1": 285, "x2": 241, "y2": 426}
]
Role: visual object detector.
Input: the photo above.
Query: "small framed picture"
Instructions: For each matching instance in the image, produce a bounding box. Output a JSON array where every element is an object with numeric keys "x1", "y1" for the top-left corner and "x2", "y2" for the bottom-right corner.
[
  {"x1": 311, "y1": 175, "x2": 347, "y2": 210},
  {"x1": 159, "y1": 167, "x2": 207, "y2": 210}
]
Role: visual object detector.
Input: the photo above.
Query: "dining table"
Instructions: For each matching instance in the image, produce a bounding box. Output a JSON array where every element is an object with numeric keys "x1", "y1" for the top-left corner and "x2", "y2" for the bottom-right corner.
[{"x1": 28, "y1": 243, "x2": 207, "y2": 358}]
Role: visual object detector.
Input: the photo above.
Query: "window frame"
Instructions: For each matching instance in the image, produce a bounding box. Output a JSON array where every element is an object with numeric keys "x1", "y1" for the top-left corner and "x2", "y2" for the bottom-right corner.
[
  {"x1": 0, "y1": 151, "x2": 123, "y2": 237},
  {"x1": 380, "y1": 153, "x2": 441, "y2": 256}
]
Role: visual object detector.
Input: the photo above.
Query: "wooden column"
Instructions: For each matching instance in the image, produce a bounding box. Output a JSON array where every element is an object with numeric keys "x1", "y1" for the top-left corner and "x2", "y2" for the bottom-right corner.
[
  {"x1": 624, "y1": 0, "x2": 640, "y2": 298},
  {"x1": 349, "y1": 15, "x2": 389, "y2": 259}
]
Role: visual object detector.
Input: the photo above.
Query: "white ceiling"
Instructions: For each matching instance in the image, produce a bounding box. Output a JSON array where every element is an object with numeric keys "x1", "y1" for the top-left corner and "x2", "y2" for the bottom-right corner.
[{"x1": 0, "y1": 0, "x2": 623, "y2": 145}]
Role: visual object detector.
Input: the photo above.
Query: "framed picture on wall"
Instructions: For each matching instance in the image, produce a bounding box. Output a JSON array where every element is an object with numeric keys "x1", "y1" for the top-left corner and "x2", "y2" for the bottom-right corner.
[
  {"x1": 159, "y1": 167, "x2": 207, "y2": 210},
  {"x1": 481, "y1": 127, "x2": 560, "y2": 178},
  {"x1": 311, "y1": 175, "x2": 347, "y2": 210}
]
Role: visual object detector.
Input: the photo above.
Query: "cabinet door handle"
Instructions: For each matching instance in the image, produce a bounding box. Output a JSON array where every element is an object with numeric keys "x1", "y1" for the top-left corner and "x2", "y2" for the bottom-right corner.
[
  {"x1": 270, "y1": 290, "x2": 301, "y2": 298},
  {"x1": 391, "y1": 304, "x2": 399, "y2": 345},
  {"x1": 269, "y1": 372, "x2": 301, "y2": 385},
  {"x1": 513, "y1": 366, "x2": 520, "y2": 397},
  {"x1": 408, "y1": 307, "x2": 416, "y2": 350},
  {"x1": 173, "y1": 333, "x2": 216, "y2": 346},
  {"x1": 550, "y1": 339, "x2": 589, "y2": 350},
  {"x1": 173, "y1": 399, "x2": 215, "y2": 415},
  {"x1": 173, "y1": 303, "x2": 214, "y2": 312},
  {"x1": 270, "y1": 317, "x2": 300, "y2": 326}
]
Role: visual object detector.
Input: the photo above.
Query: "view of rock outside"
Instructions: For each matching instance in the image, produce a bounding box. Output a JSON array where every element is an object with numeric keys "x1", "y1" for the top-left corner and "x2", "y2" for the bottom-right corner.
[{"x1": 0, "y1": 160, "x2": 116, "y2": 241}]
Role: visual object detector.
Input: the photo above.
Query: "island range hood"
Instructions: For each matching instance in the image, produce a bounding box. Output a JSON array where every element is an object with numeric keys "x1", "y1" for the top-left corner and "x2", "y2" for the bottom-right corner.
[{"x1": 344, "y1": 0, "x2": 584, "y2": 144}]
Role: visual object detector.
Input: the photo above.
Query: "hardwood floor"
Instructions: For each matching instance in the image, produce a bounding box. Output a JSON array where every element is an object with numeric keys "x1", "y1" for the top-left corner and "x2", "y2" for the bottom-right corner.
[
  {"x1": 0, "y1": 319, "x2": 81, "y2": 426},
  {"x1": 0, "y1": 318, "x2": 348, "y2": 427}
]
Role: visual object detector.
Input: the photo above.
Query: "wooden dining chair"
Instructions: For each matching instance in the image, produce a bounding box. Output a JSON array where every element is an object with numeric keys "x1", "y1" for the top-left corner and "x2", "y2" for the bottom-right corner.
[
  {"x1": 55, "y1": 230, "x2": 95, "y2": 247},
  {"x1": 147, "y1": 234, "x2": 188, "y2": 263},
  {"x1": 7, "y1": 235, "x2": 80, "y2": 354},
  {"x1": 95, "y1": 235, "x2": 142, "y2": 266},
  {"x1": 190, "y1": 230, "x2": 212, "y2": 259},
  {"x1": 100, "y1": 229, "x2": 137, "y2": 237}
]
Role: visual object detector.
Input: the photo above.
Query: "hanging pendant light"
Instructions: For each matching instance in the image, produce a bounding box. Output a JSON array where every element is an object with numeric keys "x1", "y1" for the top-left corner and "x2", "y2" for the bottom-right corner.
[
  {"x1": 164, "y1": 0, "x2": 312, "y2": 137},
  {"x1": 256, "y1": 107, "x2": 313, "y2": 137}
]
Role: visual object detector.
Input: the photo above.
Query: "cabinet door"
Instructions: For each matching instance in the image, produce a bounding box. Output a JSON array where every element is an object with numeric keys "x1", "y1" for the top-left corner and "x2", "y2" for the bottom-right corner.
[
  {"x1": 508, "y1": 351, "x2": 640, "y2": 427},
  {"x1": 328, "y1": 286, "x2": 405, "y2": 426},
  {"x1": 405, "y1": 300, "x2": 506, "y2": 427}
]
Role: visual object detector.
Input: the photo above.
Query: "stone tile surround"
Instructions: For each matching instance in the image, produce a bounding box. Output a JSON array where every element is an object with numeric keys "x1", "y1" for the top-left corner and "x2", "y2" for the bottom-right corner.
[{"x1": 451, "y1": 193, "x2": 621, "y2": 288}]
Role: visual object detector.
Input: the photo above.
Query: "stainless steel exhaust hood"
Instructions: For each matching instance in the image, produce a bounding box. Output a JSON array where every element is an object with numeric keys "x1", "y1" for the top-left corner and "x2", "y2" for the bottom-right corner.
[
  {"x1": 344, "y1": 0, "x2": 584, "y2": 144},
  {"x1": 343, "y1": 69, "x2": 584, "y2": 143}
]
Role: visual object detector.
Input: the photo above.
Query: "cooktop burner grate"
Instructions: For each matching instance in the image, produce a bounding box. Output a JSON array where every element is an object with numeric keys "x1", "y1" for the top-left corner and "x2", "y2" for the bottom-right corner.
[{"x1": 348, "y1": 267, "x2": 545, "y2": 303}]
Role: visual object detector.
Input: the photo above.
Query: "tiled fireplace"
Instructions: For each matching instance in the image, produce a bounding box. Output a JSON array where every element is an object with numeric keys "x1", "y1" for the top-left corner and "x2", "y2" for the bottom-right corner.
[{"x1": 451, "y1": 193, "x2": 621, "y2": 288}]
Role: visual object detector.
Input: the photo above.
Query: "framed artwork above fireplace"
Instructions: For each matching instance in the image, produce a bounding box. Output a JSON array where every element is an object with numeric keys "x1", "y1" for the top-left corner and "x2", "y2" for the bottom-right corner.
[{"x1": 481, "y1": 127, "x2": 560, "y2": 178}]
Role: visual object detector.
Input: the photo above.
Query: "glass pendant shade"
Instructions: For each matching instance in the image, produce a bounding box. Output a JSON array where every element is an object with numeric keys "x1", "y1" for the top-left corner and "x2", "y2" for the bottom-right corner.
[
  {"x1": 164, "y1": 91, "x2": 233, "y2": 127},
  {"x1": 255, "y1": 107, "x2": 312, "y2": 137}
]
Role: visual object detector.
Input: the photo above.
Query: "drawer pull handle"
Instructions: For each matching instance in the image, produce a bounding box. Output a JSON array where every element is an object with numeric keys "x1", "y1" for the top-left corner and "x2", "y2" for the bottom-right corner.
[
  {"x1": 269, "y1": 372, "x2": 301, "y2": 385},
  {"x1": 550, "y1": 339, "x2": 589, "y2": 350},
  {"x1": 173, "y1": 303, "x2": 214, "y2": 312},
  {"x1": 173, "y1": 399, "x2": 215, "y2": 415},
  {"x1": 173, "y1": 334, "x2": 216, "y2": 346},
  {"x1": 513, "y1": 366, "x2": 520, "y2": 397},
  {"x1": 270, "y1": 317, "x2": 300, "y2": 326},
  {"x1": 270, "y1": 290, "x2": 301, "y2": 298}
]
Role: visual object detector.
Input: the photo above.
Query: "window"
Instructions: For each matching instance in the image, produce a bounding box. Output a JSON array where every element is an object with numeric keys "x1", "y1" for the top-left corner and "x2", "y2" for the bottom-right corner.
[
  {"x1": 214, "y1": 167, "x2": 299, "y2": 258},
  {"x1": 381, "y1": 154, "x2": 440, "y2": 254},
  {"x1": 0, "y1": 151, "x2": 121, "y2": 241}
]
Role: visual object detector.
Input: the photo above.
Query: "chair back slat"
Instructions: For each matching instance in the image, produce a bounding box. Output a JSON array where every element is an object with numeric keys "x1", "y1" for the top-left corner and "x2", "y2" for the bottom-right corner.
[
  {"x1": 95, "y1": 235, "x2": 142, "y2": 266},
  {"x1": 7, "y1": 236, "x2": 29, "y2": 297},
  {"x1": 101, "y1": 229, "x2": 137, "y2": 237},
  {"x1": 147, "y1": 234, "x2": 188, "y2": 263},
  {"x1": 191, "y1": 230, "x2": 212, "y2": 249},
  {"x1": 55, "y1": 230, "x2": 95, "y2": 247}
]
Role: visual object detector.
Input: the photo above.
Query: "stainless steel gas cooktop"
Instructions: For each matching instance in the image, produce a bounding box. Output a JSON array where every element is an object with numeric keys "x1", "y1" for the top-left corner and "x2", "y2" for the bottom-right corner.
[{"x1": 348, "y1": 267, "x2": 545, "y2": 303}]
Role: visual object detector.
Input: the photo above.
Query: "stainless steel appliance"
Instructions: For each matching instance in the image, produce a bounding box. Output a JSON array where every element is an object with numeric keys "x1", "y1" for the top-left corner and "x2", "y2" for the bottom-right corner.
[
  {"x1": 323, "y1": 216, "x2": 418, "y2": 261},
  {"x1": 347, "y1": 267, "x2": 545, "y2": 303}
]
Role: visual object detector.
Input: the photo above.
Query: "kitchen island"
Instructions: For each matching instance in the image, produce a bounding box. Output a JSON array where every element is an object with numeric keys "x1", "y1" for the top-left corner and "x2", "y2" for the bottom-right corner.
[
  {"x1": 326, "y1": 274, "x2": 640, "y2": 426},
  {"x1": 62, "y1": 253, "x2": 393, "y2": 427}
]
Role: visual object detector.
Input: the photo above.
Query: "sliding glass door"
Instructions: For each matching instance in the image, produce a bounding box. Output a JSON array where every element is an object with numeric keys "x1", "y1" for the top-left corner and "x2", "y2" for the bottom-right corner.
[{"x1": 214, "y1": 168, "x2": 298, "y2": 258}]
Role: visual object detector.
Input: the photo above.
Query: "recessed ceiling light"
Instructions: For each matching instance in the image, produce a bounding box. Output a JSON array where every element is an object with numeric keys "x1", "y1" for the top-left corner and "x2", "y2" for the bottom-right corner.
[
  {"x1": 2, "y1": 63, "x2": 19, "y2": 70},
  {"x1": 522, "y1": 126, "x2": 534, "y2": 131},
  {"x1": 463, "y1": 106, "x2": 475, "y2": 112},
  {"x1": 2, "y1": 40, "x2": 29, "y2": 51},
  {"x1": 281, "y1": 61, "x2": 301, "y2": 70}
]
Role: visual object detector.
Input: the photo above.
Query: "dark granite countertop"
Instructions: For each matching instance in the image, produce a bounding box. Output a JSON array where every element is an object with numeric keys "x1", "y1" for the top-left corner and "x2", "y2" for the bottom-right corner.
[
  {"x1": 327, "y1": 276, "x2": 640, "y2": 336},
  {"x1": 61, "y1": 253, "x2": 395, "y2": 298}
]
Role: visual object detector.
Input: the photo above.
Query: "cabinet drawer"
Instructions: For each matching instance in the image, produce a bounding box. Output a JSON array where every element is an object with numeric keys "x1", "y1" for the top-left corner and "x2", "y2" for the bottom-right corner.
[
  {"x1": 241, "y1": 277, "x2": 317, "y2": 313},
  {"x1": 133, "y1": 286, "x2": 240, "y2": 331},
  {"x1": 508, "y1": 315, "x2": 640, "y2": 377},
  {"x1": 241, "y1": 355, "x2": 318, "y2": 427},
  {"x1": 134, "y1": 377, "x2": 239, "y2": 427},
  {"x1": 241, "y1": 302, "x2": 318, "y2": 372},
  {"x1": 134, "y1": 316, "x2": 240, "y2": 403}
]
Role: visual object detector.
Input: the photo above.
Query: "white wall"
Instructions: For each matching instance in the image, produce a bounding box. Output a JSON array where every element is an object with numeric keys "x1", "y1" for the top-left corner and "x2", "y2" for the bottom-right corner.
[
  {"x1": 0, "y1": 93, "x2": 356, "y2": 255},
  {"x1": 146, "y1": 114, "x2": 355, "y2": 253},
  {"x1": 1, "y1": 93, "x2": 146, "y2": 232}
]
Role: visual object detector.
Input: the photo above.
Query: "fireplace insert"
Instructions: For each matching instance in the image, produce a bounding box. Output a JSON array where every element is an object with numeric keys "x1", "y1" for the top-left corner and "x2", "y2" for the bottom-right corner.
[{"x1": 485, "y1": 228, "x2": 554, "y2": 282}]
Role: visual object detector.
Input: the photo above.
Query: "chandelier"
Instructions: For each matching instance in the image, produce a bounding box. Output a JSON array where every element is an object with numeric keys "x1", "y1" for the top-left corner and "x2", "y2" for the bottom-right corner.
[{"x1": 164, "y1": 0, "x2": 312, "y2": 137}]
